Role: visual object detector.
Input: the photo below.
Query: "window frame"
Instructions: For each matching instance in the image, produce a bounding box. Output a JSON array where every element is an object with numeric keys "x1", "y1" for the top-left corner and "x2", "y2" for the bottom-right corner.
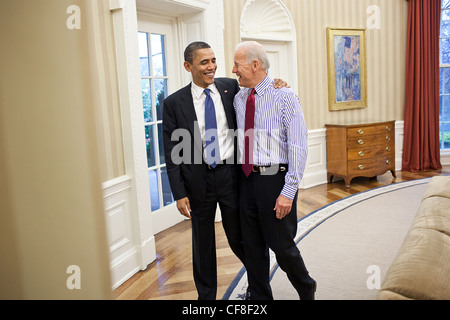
[
  {"x1": 440, "y1": 3, "x2": 450, "y2": 150},
  {"x1": 139, "y1": 30, "x2": 174, "y2": 212}
]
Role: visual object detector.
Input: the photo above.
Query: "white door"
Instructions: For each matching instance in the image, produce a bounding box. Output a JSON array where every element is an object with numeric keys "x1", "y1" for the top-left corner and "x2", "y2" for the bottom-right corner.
[
  {"x1": 256, "y1": 41, "x2": 298, "y2": 93},
  {"x1": 138, "y1": 15, "x2": 184, "y2": 234}
]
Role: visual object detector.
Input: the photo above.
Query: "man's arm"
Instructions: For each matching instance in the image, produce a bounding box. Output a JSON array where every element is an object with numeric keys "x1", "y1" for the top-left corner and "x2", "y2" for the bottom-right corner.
[
  {"x1": 162, "y1": 98, "x2": 193, "y2": 219},
  {"x1": 162, "y1": 99, "x2": 188, "y2": 199},
  {"x1": 274, "y1": 93, "x2": 308, "y2": 220},
  {"x1": 282, "y1": 93, "x2": 308, "y2": 199}
]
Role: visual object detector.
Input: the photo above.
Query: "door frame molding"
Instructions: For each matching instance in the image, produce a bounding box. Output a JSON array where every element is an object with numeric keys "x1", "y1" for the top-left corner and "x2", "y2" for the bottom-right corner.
[
  {"x1": 137, "y1": 13, "x2": 186, "y2": 234},
  {"x1": 108, "y1": 0, "x2": 156, "y2": 277}
]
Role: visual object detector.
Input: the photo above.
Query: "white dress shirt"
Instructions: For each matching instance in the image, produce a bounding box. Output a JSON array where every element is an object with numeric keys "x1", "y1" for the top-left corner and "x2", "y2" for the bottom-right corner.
[{"x1": 191, "y1": 82, "x2": 234, "y2": 162}]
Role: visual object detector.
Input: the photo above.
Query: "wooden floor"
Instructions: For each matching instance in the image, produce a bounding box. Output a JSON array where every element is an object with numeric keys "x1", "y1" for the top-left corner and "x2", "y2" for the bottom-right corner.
[{"x1": 114, "y1": 166, "x2": 450, "y2": 300}]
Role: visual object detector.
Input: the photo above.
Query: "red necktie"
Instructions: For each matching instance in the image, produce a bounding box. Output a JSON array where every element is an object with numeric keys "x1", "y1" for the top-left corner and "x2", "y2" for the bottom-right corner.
[{"x1": 243, "y1": 89, "x2": 256, "y2": 177}]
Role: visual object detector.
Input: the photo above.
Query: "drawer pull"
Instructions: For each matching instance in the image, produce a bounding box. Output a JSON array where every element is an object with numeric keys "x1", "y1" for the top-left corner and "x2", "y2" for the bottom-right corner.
[
  {"x1": 358, "y1": 151, "x2": 365, "y2": 157},
  {"x1": 386, "y1": 147, "x2": 391, "y2": 152},
  {"x1": 386, "y1": 126, "x2": 391, "y2": 132},
  {"x1": 358, "y1": 139, "x2": 364, "y2": 145},
  {"x1": 358, "y1": 165, "x2": 365, "y2": 170},
  {"x1": 386, "y1": 136, "x2": 391, "y2": 141},
  {"x1": 358, "y1": 129, "x2": 364, "y2": 135},
  {"x1": 386, "y1": 160, "x2": 391, "y2": 165}
]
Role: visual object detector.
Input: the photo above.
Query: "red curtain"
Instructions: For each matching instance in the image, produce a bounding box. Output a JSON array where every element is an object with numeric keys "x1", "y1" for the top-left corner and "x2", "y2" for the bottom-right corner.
[{"x1": 402, "y1": 0, "x2": 442, "y2": 172}]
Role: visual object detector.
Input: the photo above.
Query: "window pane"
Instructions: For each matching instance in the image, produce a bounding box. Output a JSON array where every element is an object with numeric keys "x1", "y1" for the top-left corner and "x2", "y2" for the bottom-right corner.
[
  {"x1": 145, "y1": 125, "x2": 156, "y2": 168},
  {"x1": 442, "y1": 68, "x2": 450, "y2": 94},
  {"x1": 444, "y1": 96, "x2": 450, "y2": 124},
  {"x1": 151, "y1": 34, "x2": 166, "y2": 77},
  {"x1": 158, "y1": 123, "x2": 165, "y2": 164},
  {"x1": 161, "y1": 167, "x2": 174, "y2": 207},
  {"x1": 441, "y1": 38, "x2": 450, "y2": 64},
  {"x1": 444, "y1": 95, "x2": 450, "y2": 118},
  {"x1": 142, "y1": 79, "x2": 152, "y2": 123},
  {"x1": 442, "y1": 96, "x2": 450, "y2": 150},
  {"x1": 148, "y1": 169, "x2": 160, "y2": 212},
  {"x1": 442, "y1": 10, "x2": 450, "y2": 37},
  {"x1": 138, "y1": 32, "x2": 150, "y2": 77},
  {"x1": 154, "y1": 79, "x2": 167, "y2": 121},
  {"x1": 441, "y1": 125, "x2": 450, "y2": 149}
]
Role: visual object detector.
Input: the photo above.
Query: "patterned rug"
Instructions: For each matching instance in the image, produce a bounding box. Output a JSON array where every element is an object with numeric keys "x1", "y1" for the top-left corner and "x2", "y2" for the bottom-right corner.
[{"x1": 223, "y1": 178, "x2": 431, "y2": 300}]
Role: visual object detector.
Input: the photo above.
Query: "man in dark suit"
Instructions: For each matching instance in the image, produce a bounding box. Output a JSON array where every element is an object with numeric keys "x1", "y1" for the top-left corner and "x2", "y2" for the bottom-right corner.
[{"x1": 163, "y1": 42, "x2": 243, "y2": 300}]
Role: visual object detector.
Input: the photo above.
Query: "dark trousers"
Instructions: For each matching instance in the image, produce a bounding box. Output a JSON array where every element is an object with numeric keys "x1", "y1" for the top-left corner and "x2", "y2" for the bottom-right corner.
[
  {"x1": 240, "y1": 170, "x2": 315, "y2": 300},
  {"x1": 191, "y1": 165, "x2": 245, "y2": 300}
]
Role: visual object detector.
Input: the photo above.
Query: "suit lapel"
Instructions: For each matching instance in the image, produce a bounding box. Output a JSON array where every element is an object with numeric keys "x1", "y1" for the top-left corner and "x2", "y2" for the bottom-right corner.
[{"x1": 215, "y1": 80, "x2": 236, "y2": 130}]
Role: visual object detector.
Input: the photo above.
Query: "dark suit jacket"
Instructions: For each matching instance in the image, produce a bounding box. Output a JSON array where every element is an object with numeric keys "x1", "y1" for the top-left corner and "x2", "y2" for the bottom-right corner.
[{"x1": 163, "y1": 78, "x2": 240, "y2": 209}]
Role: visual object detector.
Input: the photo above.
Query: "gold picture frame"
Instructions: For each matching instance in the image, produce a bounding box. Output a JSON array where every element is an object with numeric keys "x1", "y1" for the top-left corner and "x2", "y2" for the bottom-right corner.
[{"x1": 327, "y1": 28, "x2": 367, "y2": 111}]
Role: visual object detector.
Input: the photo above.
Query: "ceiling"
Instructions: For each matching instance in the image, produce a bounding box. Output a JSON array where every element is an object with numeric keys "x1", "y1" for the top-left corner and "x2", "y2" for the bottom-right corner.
[{"x1": 136, "y1": 0, "x2": 202, "y2": 16}]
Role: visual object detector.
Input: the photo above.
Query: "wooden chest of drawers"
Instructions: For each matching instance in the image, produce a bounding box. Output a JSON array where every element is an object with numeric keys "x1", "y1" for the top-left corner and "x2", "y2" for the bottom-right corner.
[{"x1": 325, "y1": 121, "x2": 396, "y2": 187}]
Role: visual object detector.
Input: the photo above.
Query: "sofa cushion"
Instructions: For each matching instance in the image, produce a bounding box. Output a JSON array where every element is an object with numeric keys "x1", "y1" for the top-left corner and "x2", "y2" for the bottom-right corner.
[
  {"x1": 415, "y1": 197, "x2": 450, "y2": 237},
  {"x1": 422, "y1": 176, "x2": 450, "y2": 200},
  {"x1": 378, "y1": 228, "x2": 450, "y2": 300},
  {"x1": 378, "y1": 176, "x2": 450, "y2": 300}
]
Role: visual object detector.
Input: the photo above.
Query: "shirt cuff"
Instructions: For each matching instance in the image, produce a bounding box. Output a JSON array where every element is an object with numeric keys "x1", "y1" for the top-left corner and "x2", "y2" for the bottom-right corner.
[{"x1": 281, "y1": 184, "x2": 298, "y2": 200}]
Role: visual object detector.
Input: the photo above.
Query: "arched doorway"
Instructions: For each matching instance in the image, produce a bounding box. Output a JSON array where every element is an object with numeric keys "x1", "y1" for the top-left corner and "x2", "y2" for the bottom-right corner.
[{"x1": 240, "y1": 0, "x2": 299, "y2": 92}]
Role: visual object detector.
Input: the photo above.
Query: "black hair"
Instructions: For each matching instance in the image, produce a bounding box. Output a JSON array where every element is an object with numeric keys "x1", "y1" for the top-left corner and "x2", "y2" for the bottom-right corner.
[{"x1": 184, "y1": 41, "x2": 211, "y2": 64}]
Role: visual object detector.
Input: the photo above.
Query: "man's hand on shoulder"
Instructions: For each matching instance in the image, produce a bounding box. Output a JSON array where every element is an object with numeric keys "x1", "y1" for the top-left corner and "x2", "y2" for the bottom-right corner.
[{"x1": 273, "y1": 78, "x2": 290, "y2": 89}]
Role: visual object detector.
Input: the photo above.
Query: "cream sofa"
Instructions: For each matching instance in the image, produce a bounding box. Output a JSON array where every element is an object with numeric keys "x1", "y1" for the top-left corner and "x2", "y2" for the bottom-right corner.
[{"x1": 378, "y1": 176, "x2": 450, "y2": 300}]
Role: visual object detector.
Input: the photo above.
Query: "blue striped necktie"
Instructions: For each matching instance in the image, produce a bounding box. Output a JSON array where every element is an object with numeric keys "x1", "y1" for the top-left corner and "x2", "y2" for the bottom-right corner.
[{"x1": 204, "y1": 89, "x2": 220, "y2": 168}]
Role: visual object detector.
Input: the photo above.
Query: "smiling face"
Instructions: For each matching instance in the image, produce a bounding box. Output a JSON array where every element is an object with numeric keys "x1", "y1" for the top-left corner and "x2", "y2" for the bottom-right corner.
[
  {"x1": 184, "y1": 48, "x2": 217, "y2": 89},
  {"x1": 232, "y1": 48, "x2": 255, "y2": 88}
]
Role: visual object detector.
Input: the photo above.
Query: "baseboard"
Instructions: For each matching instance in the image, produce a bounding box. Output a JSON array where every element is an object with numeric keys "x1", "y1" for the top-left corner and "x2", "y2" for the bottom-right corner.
[{"x1": 109, "y1": 248, "x2": 140, "y2": 290}]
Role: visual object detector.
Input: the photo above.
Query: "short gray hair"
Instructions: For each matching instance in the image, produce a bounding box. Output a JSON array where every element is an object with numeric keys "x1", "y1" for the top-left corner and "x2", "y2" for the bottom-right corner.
[{"x1": 235, "y1": 41, "x2": 270, "y2": 70}]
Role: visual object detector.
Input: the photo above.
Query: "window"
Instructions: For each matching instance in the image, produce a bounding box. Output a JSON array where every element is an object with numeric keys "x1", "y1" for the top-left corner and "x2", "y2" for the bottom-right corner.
[
  {"x1": 440, "y1": 1, "x2": 450, "y2": 149},
  {"x1": 138, "y1": 32, "x2": 174, "y2": 212}
]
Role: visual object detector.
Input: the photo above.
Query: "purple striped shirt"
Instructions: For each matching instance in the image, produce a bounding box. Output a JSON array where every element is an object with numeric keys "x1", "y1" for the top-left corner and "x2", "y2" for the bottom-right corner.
[{"x1": 234, "y1": 76, "x2": 308, "y2": 200}]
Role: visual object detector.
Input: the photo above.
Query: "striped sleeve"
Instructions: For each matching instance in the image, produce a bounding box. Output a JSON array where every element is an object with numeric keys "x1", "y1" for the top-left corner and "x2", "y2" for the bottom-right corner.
[{"x1": 280, "y1": 92, "x2": 308, "y2": 200}]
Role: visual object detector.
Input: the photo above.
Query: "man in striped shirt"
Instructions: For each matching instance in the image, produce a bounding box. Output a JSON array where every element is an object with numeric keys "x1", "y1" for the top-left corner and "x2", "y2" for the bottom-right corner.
[{"x1": 233, "y1": 41, "x2": 316, "y2": 300}]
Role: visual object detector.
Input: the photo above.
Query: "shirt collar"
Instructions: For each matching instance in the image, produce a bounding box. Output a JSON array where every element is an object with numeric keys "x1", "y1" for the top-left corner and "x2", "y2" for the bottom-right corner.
[
  {"x1": 191, "y1": 82, "x2": 218, "y2": 99},
  {"x1": 254, "y1": 76, "x2": 273, "y2": 96}
]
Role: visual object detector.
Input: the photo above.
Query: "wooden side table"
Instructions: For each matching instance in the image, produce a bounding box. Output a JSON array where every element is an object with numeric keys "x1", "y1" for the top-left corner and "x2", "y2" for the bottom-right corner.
[{"x1": 325, "y1": 121, "x2": 396, "y2": 187}]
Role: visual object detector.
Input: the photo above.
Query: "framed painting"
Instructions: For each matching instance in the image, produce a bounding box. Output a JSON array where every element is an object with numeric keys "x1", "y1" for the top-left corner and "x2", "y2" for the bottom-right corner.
[{"x1": 327, "y1": 28, "x2": 367, "y2": 111}]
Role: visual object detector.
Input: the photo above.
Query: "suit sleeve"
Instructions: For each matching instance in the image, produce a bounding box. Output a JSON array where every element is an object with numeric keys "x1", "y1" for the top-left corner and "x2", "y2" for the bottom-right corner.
[
  {"x1": 163, "y1": 98, "x2": 187, "y2": 201},
  {"x1": 233, "y1": 78, "x2": 241, "y2": 95}
]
